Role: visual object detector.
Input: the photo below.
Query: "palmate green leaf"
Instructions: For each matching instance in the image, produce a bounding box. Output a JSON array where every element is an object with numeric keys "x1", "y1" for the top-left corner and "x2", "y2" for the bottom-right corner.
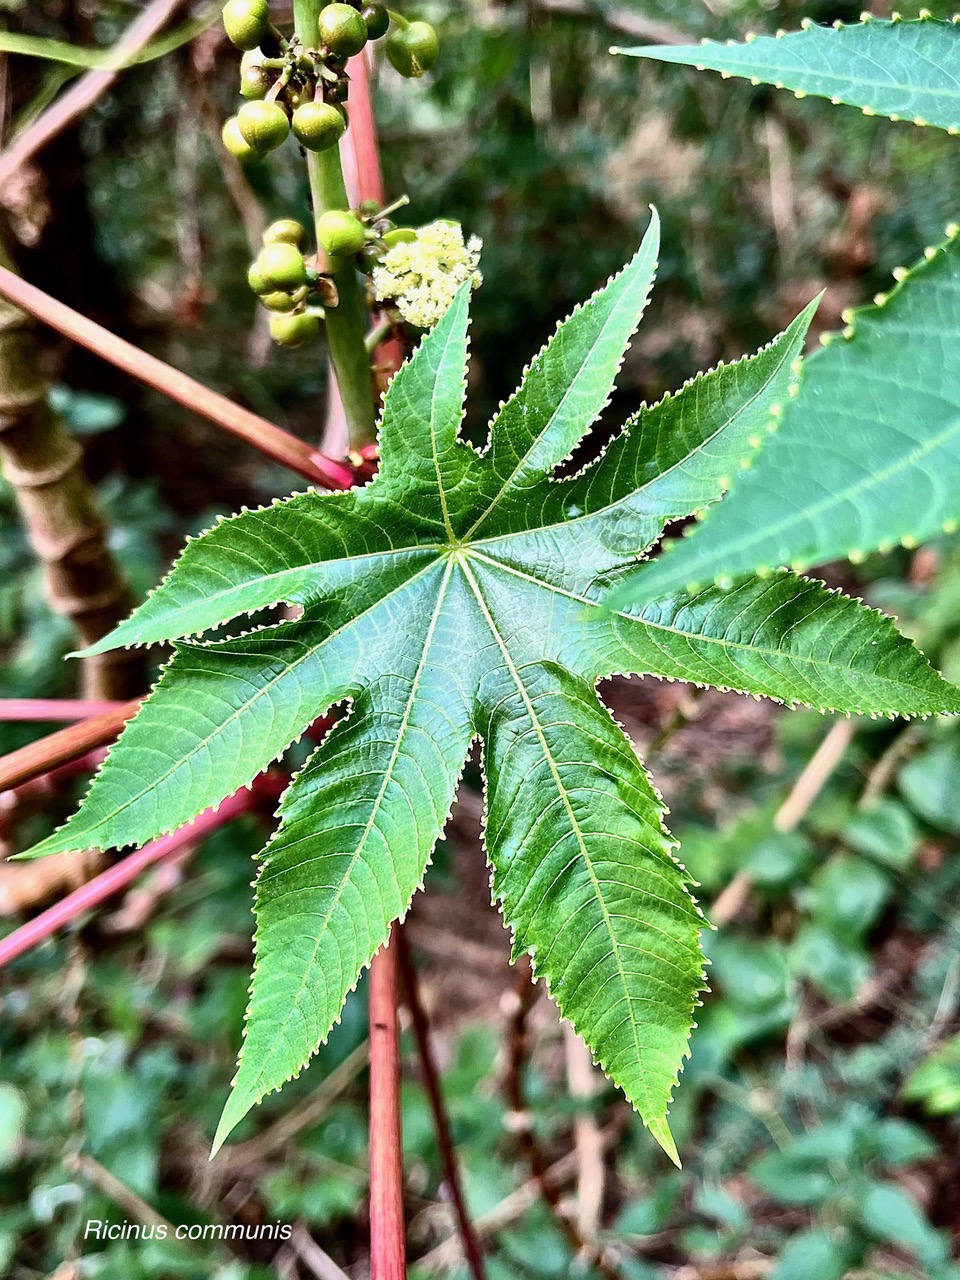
[
  {"x1": 613, "y1": 230, "x2": 960, "y2": 609},
  {"x1": 23, "y1": 214, "x2": 960, "y2": 1162},
  {"x1": 615, "y1": 16, "x2": 960, "y2": 134}
]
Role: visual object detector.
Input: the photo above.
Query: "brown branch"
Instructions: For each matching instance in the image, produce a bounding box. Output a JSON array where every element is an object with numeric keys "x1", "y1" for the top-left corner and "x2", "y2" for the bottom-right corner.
[
  {"x1": 416, "y1": 1125, "x2": 619, "y2": 1275},
  {"x1": 369, "y1": 929, "x2": 407, "y2": 1279},
  {"x1": 562, "y1": 1023, "x2": 604, "y2": 1244},
  {"x1": 713, "y1": 718, "x2": 857, "y2": 926},
  {"x1": 505, "y1": 959, "x2": 620, "y2": 1279},
  {"x1": 396, "y1": 926, "x2": 486, "y2": 1280},
  {"x1": 0, "y1": 265, "x2": 359, "y2": 489},
  {"x1": 0, "y1": 0, "x2": 186, "y2": 187},
  {"x1": 68, "y1": 1153, "x2": 176, "y2": 1235},
  {"x1": 0, "y1": 699, "x2": 139, "y2": 792}
]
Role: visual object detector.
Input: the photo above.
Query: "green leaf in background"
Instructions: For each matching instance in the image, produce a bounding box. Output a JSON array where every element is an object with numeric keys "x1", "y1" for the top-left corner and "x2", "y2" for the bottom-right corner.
[
  {"x1": 842, "y1": 798, "x2": 918, "y2": 870},
  {"x1": 0, "y1": 1085, "x2": 25, "y2": 1171},
  {"x1": 806, "y1": 854, "x2": 892, "y2": 940},
  {"x1": 49, "y1": 386, "x2": 126, "y2": 437},
  {"x1": 21, "y1": 218, "x2": 960, "y2": 1161},
  {"x1": 0, "y1": 15, "x2": 217, "y2": 73},
  {"x1": 867, "y1": 1118, "x2": 937, "y2": 1166},
  {"x1": 856, "y1": 1180, "x2": 947, "y2": 1263},
  {"x1": 790, "y1": 924, "x2": 870, "y2": 1003},
  {"x1": 902, "y1": 1034, "x2": 960, "y2": 1115},
  {"x1": 611, "y1": 230, "x2": 960, "y2": 607},
  {"x1": 615, "y1": 16, "x2": 960, "y2": 134},
  {"x1": 769, "y1": 1229, "x2": 851, "y2": 1280},
  {"x1": 899, "y1": 740, "x2": 960, "y2": 833}
]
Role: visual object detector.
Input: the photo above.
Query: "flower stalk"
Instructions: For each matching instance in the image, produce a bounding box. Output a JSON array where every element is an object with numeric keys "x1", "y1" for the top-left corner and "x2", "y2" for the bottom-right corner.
[{"x1": 293, "y1": 0, "x2": 378, "y2": 449}]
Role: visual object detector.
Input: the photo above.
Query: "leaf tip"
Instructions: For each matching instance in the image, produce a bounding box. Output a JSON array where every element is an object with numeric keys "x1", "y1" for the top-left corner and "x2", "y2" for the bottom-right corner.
[{"x1": 647, "y1": 1114, "x2": 682, "y2": 1167}]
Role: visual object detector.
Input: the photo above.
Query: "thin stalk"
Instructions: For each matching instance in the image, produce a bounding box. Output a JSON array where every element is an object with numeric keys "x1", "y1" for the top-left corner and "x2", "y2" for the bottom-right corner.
[
  {"x1": 0, "y1": 266, "x2": 358, "y2": 490},
  {"x1": 396, "y1": 927, "x2": 486, "y2": 1280},
  {"x1": 368, "y1": 927, "x2": 406, "y2": 1279},
  {"x1": 0, "y1": 700, "x2": 139, "y2": 792},
  {"x1": 0, "y1": 787, "x2": 254, "y2": 969},
  {"x1": 341, "y1": 51, "x2": 404, "y2": 386},
  {"x1": 293, "y1": 0, "x2": 378, "y2": 449}
]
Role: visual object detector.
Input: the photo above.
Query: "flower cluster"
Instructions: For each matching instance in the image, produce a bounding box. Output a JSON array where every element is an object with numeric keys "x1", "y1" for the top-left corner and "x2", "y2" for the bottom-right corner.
[{"x1": 372, "y1": 221, "x2": 482, "y2": 329}]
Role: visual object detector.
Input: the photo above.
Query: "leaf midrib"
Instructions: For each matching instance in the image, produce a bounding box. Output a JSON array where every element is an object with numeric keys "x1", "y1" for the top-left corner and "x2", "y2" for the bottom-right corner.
[
  {"x1": 660, "y1": 411, "x2": 960, "y2": 583},
  {"x1": 243, "y1": 556, "x2": 457, "y2": 1099},
  {"x1": 468, "y1": 550, "x2": 945, "y2": 700},
  {"x1": 459, "y1": 556, "x2": 646, "y2": 1088},
  {"x1": 460, "y1": 256, "x2": 654, "y2": 543},
  {"x1": 471, "y1": 330, "x2": 800, "y2": 549}
]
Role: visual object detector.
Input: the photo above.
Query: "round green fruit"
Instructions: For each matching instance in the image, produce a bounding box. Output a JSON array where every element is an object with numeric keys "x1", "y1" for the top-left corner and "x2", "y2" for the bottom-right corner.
[
  {"x1": 318, "y1": 3, "x2": 368, "y2": 56},
  {"x1": 385, "y1": 21, "x2": 439, "y2": 77},
  {"x1": 292, "y1": 101, "x2": 346, "y2": 152},
  {"x1": 239, "y1": 64, "x2": 272, "y2": 98},
  {"x1": 260, "y1": 290, "x2": 299, "y2": 312},
  {"x1": 237, "y1": 100, "x2": 290, "y2": 152},
  {"x1": 222, "y1": 116, "x2": 257, "y2": 161},
  {"x1": 316, "y1": 209, "x2": 366, "y2": 257},
  {"x1": 222, "y1": 0, "x2": 270, "y2": 51},
  {"x1": 247, "y1": 261, "x2": 268, "y2": 293},
  {"x1": 263, "y1": 218, "x2": 307, "y2": 247},
  {"x1": 382, "y1": 226, "x2": 418, "y2": 248},
  {"x1": 256, "y1": 242, "x2": 308, "y2": 291},
  {"x1": 270, "y1": 311, "x2": 320, "y2": 348},
  {"x1": 361, "y1": 4, "x2": 389, "y2": 40}
]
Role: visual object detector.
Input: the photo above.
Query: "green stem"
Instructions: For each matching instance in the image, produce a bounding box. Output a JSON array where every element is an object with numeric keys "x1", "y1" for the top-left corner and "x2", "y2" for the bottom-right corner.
[{"x1": 293, "y1": 0, "x2": 378, "y2": 449}]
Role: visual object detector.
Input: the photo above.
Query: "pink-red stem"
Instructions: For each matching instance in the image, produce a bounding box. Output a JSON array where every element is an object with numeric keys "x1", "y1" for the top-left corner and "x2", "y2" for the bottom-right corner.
[
  {"x1": 0, "y1": 699, "x2": 131, "y2": 722},
  {"x1": 0, "y1": 266, "x2": 358, "y2": 490},
  {"x1": 0, "y1": 699, "x2": 140, "y2": 793},
  {"x1": 368, "y1": 926, "x2": 406, "y2": 1279},
  {"x1": 0, "y1": 786, "x2": 254, "y2": 968},
  {"x1": 340, "y1": 51, "x2": 407, "y2": 1279}
]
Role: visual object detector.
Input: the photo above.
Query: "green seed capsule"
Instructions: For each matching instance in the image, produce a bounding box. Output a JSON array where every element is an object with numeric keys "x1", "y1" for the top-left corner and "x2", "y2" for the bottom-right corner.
[
  {"x1": 270, "y1": 311, "x2": 321, "y2": 347},
  {"x1": 222, "y1": 0, "x2": 270, "y2": 51},
  {"x1": 263, "y1": 218, "x2": 307, "y2": 247},
  {"x1": 222, "y1": 116, "x2": 258, "y2": 162},
  {"x1": 292, "y1": 101, "x2": 347, "y2": 152},
  {"x1": 382, "y1": 227, "x2": 418, "y2": 248},
  {"x1": 385, "y1": 21, "x2": 439, "y2": 77},
  {"x1": 318, "y1": 3, "x2": 368, "y2": 57},
  {"x1": 256, "y1": 242, "x2": 308, "y2": 291},
  {"x1": 240, "y1": 48, "x2": 266, "y2": 71},
  {"x1": 247, "y1": 261, "x2": 268, "y2": 294},
  {"x1": 317, "y1": 209, "x2": 366, "y2": 257},
  {"x1": 237, "y1": 100, "x2": 290, "y2": 152},
  {"x1": 362, "y1": 3, "x2": 389, "y2": 40},
  {"x1": 240, "y1": 65, "x2": 272, "y2": 99},
  {"x1": 260, "y1": 290, "x2": 300, "y2": 312}
]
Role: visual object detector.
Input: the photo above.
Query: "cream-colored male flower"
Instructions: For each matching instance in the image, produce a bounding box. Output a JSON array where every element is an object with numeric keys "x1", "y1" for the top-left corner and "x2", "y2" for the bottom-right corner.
[{"x1": 372, "y1": 220, "x2": 482, "y2": 329}]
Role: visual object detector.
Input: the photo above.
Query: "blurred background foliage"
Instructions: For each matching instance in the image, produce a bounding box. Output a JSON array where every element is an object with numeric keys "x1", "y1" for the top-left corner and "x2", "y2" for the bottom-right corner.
[{"x1": 1, "y1": 0, "x2": 960, "y2": 1276}]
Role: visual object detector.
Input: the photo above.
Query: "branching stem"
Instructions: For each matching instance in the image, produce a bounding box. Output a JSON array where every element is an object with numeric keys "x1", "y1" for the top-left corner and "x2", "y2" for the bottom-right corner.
[{"x1": 396, "y1": 926, "x2": 487, "y2": 1280}]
